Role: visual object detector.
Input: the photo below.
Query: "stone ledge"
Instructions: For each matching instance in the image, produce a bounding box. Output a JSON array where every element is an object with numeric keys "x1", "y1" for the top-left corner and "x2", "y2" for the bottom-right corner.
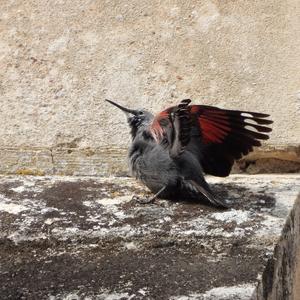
[
  {"x1": 0, "y1": 174, "x2": 299, "y2": 299},
  {"x1": 0, "y1": 146, "x2": 299, "y2": 176},
  {"x1": 0, "y1": 147, "x2": 128, "y2": 176}
]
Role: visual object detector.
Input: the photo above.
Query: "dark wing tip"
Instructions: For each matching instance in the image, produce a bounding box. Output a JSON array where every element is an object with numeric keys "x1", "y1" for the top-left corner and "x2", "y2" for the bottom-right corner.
[{"x1": 180, "y1": 99, "x2": 192, "y2": 105}]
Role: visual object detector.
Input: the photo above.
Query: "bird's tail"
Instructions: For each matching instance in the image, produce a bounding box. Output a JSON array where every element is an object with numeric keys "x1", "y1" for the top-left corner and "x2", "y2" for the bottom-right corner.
[{"x1": 185, "y1": 179, "x2": 228, "y2": 208}]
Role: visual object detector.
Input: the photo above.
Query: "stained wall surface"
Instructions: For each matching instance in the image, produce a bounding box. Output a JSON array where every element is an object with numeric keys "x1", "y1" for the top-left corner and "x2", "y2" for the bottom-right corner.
[{"x1": 0, "y1": 0, "x2": 299, "y2": 175}]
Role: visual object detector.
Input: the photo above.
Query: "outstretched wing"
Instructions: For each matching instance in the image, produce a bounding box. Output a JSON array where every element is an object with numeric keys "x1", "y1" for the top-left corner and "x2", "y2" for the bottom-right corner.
[
  {"x1": 150, "y1": 99, "x2": 273, "y2": 177},
  {"x1": 151, "y1": 99, "x2": 192, "y2": 158}
]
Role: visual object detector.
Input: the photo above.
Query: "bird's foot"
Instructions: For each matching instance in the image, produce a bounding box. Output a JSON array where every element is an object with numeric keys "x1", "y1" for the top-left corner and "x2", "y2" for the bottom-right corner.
[{"x1": 132, "y1": 195, "x2": 155, "y2": 204}]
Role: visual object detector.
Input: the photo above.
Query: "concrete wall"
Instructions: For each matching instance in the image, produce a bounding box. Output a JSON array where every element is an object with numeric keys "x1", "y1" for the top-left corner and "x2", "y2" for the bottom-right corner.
[{"x1": 0, "y1": 0, "x2": 299, "y2": 175}]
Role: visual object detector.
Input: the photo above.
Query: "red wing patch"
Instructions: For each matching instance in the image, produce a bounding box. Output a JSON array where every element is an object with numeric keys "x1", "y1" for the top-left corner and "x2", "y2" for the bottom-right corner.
[
  {"x1": 199, "y1": 117, "x2": 231, "y2": 144},
  {"x1": 190, "y1": 105, "x2": 201, "y2": 114},
  {"x1": 150, "y1": 110, "x2": 171, "y2": 142},
  {"x1": 190, "y1": 106, "x2": 231, "y2": 144},
  {"x1": 151, "y1": 105, "x2": 232, "y2": 145}
]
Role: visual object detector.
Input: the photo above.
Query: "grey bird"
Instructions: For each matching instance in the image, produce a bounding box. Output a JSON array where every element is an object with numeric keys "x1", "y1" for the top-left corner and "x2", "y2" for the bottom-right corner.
[{"x1": 106, "y1": 99, "x2": 273, "y2": 207}]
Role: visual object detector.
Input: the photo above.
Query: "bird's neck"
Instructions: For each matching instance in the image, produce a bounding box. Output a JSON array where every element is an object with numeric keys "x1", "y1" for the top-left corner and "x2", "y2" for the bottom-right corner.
[{"x1": 130, "y1": 119, "x2": 153, "y2": 140}]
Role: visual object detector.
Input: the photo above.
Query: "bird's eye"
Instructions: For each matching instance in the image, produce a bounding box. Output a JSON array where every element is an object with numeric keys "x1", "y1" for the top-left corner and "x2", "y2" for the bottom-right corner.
[{"x1": 138, "y1": 111, "x2": 144, "y2": 116}]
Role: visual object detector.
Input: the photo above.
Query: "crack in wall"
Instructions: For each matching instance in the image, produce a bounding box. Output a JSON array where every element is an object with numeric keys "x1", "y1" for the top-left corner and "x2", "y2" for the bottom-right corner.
[{"x1": 50, "y1": 148, "x2": 55, "y2": 174}]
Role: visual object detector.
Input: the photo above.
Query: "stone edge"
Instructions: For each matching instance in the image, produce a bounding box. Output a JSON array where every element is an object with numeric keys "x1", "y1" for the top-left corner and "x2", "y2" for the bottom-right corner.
[
  {"x1": 0, "y1": 145, "x2": 299, "y2": 176},
  {"x1": 252, "y1": 194, "x2": 300, "y2": 300}
]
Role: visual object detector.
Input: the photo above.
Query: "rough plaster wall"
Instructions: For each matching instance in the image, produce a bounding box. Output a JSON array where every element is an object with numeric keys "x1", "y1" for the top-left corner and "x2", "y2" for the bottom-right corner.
[{"x1": 0, "y1": 0, "x2": 299, "y2": 174}]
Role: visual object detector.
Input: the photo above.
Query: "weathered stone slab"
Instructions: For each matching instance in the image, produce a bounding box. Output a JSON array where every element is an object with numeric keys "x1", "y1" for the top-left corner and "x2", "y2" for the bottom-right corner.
[
  {"x1": 0, "y1": 147, "x2": 129, "y2": 177},
  {"x1": 0, "y1": 174, "x2": 299, "y2": 299},
  {"x1": 51, "y1": 147, "x2": 128, "y2": 176},
  {"x1": 0, "y1": 147, "x2": 54, "y2": 175},
  {"x1": 1, "y1": 147, "x2": 299, "y2": 177}
]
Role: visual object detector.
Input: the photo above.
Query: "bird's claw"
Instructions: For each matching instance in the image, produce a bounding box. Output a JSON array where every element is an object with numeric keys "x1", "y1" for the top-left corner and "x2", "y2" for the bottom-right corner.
[{"x1": 132, "y1": 195, "x2": 155, "y2": 204}]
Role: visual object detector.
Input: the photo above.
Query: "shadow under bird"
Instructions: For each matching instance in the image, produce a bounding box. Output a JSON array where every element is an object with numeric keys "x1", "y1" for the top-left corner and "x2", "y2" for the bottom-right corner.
[{"x1": 106, "y1": 99, "x2": 273, "y2": 208}]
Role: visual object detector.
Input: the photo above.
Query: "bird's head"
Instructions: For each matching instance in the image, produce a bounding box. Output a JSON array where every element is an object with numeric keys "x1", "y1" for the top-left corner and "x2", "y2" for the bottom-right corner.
[{"x1": 105, "y1": 99, "x2": 153, "y2": 138}]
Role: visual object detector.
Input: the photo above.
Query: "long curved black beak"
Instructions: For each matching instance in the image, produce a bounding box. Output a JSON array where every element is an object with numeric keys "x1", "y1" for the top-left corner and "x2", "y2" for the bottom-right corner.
[{"x1": 105, "y1": 99, "x2": 138, "y2": 116}]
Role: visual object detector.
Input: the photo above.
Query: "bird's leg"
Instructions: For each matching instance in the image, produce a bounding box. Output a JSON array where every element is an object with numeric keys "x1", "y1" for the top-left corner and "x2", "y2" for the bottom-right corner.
[{"x1": 132, "y1": 186, "x2": 166, "y2": 204}]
